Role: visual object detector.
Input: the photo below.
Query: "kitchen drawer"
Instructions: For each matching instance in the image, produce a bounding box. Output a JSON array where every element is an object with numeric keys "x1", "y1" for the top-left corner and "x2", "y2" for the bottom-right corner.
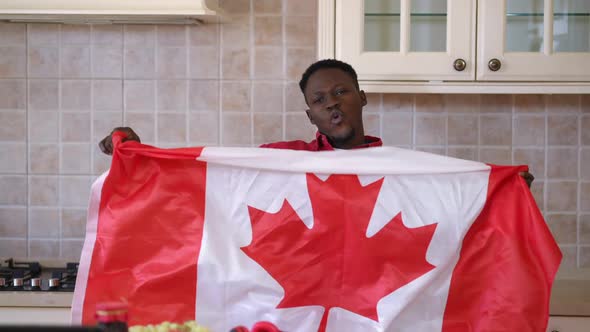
[
  {"x1": 547, "y1": 316, "x2": 590, "y2": 332},
  {"x1": 0, "y1": 307, "x2": 70, "y2": 325}
]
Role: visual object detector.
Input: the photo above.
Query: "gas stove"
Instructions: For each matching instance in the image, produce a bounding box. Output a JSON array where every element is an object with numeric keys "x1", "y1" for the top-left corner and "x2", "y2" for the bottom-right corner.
[{"x1": 0, "y1": 258, "x2": 78, "y2": 292}]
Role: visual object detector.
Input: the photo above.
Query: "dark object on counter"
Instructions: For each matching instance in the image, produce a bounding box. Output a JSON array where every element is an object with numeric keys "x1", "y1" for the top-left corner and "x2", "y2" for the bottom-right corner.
[
  {"x1": 0, "y1": 258, "x2": 78, "y2": 292},
  {"x1": 0, "y1": 327, "x2": 100, "y2": 332},
  {"x1": 95, "y1": 302, "x2": 128, "y2": 332}
]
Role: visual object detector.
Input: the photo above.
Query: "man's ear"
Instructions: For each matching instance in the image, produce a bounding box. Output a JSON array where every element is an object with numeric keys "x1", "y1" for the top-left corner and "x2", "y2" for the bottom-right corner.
[
  {"x1": 305, "y1": 109, "x2": 315, "y2": 125},
  {"x1": 359, "y1": 90, "x2": 368, "y2": 107}
]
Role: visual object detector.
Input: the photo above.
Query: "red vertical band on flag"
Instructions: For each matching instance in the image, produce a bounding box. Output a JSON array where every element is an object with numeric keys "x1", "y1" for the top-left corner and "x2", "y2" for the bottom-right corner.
[
  {"x1": 81, "y1": 133, "x2": 207, "y2": 326},
  {"x1": 443, "y1": 165, "x2": 561, "y2": 331}
]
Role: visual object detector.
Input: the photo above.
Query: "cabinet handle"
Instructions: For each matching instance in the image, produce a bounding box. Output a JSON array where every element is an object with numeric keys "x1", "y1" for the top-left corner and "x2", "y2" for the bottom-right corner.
[
  {"x1": 453, "y1": 58, "x2": 466, "y2": 71},
  {"x1": 488, "y1": 58, "x2": 502, "y2": 71}
]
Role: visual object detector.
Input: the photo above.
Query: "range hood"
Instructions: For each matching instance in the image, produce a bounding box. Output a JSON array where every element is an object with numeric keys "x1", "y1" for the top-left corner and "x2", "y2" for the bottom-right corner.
[{"x1": 0, "y1": 0, "x2": 222, "y2": 25}]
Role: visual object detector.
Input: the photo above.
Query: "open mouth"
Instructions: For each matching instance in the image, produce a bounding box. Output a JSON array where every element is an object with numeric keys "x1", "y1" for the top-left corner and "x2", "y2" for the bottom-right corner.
[{"x1": 330, "y1": 110, "x2": 343, "y2": 125}]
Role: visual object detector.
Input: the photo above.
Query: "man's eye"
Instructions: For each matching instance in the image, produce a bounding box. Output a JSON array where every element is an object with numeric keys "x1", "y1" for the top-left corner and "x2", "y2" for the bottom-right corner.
[
  {"x1": 335, "y1": 89, "x2": 346, "y2": 95},
  {"x1": 313, "y1": 96, "x2": 324, "y2": 104}
]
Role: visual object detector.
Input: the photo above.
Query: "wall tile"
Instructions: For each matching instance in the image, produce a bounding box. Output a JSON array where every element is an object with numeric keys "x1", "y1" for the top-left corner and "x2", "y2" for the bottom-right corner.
[
  {"x1": 93, "y1": 80, "x2": 122, "y2": 111},
  {"x1": 93, "y1": 145, "x2": 112, "y2": 175},
  {"x1": 285, "y1": 82, "x2": 307, "y2": 112},
  {"x1": 480, "y1": 94, "x2": 512, "y2": 113},
  {"x1": 124, "y1": 80, "x2": 155, "y2": 112},
  {"x1": 382, "y1": 113, "x2": 412, "y2": 146},
  {"x1": 415, "y1": 147, "x2": 445, "y2": 155},
  {"x1": 285, "y1": 16, "x2": 315, "y2": 47},
  {"x1": 254, "y1": 0, "x2": 282, "y2": 14},
  {"x1": 285, "y1": 111, "x2": 317, "y2": 142},
  {"x1": 29, "y1": 208, "x2": 59, "y2": 237},
  {"x1": 189, "y1": 47, "x2": 219, "y2": 79},
  {"x1": 548, "y1": 95, "x2": 580, "y2": 113},
  {"x1": 444, "y1": 94, "x2": 480, "y2": 113},
  {"x1": 189, "y1": 24, "x2": 219, "y2": 46},
  {"x1": 0, "y1": 23, "x2": 26, "y2": 45},
  {"x1": 189, "y1": 112, "x2": 219, "y2": 145},
  {"x1": 124, "y1": 47, "x2": 156, "y2": 79},
  {"x1": 545, "y1": 214, "x2": 577, "y2": 244},
  {"x1": 547, "y1": 115, "x2": 578, "y2": 146},
  {"x1": 582, "y1": 148, "x2": 590, "y2": 181},
  {"x1": 480, "y1": 114, "x2": 511, "y2": 145},
  {"x1": 61, "y1": 80, "x2": 91, "y2": 111},
  {"x1": 157, "y1": 113, "x2": 187, "y2": 143},
  {"x1": 515, "y1": 95, "x2": 546, "y2": 113},
  {"x1": 415, "y1": 115, "x2": 446, "y2": 145},
  {"x1": 0, "y1": 239, "x2": 27, "y2": 258},
  {"x1": 479, "y1": 148, "x2": 512, "y2": 165},
  {"x1": 254, "y1": 47, "x2": 283, "y2": 79},
  {"x1": 29, "y1": 176, "x2": 58, "y2": 206},
  {"x1": 583, "y1": 116, "x2": 590, "y2": 145},
  {"x1": 582, "y1": 182, "x2": 590, "y2": 212},
  {"x1": 125, "y1": 113, "x2": 155, "y2": 143},
  {"x1": 28, "y1": 24, "x2": 59, "y2": 45},
  {"x1": 61, "y1": 144, "x2": 91, "y2": 174},
  {"x1": 29, "y1": 144, "x2": 59, "y2": 174},
  {"x1": 530, "y1": 181, "x2": 544, "y2": 210},
  {"x1": 559, "y1": 246, "x2": 577, "y2": 268},
  {"x1": 60, "y1": 176, "x2": 91, "y2": 207},
  {"x1": 255, "y1": 16, "x2": 282, "y2": 46},
  {"x1": 62, "y1": 112, "x2": 91, "y2": 142},
  {"x1": 222, "y1": 16, "x2": 250, "y2": 47},
  {"x1": 220, "y1": 0, "x2": 251, "y2": 14},
  {"x1": 60, "y1": 46, "x2": 91, "y2": 78},
  {"x1": 0, "y1": 143, "x2": 26, "y2": 173},
  {"x1": 92, "y1": 25, "x2": 123, "y2": 46},
  {"x1": 189, "y1": 80, "x2": 219, "y2": 111},
  {"x1": 28, "y1": 47, "x2": 59, "y2": 78},
  {"x1": 513, "y1": 115, "x2": 545, "y2": 146},
  {"x1": 252, "y1": 82, "x2": 283, "y2": 112},
  {"x1": 157, "y1": 80, "x2": 187, "y2": 112},
  {"x1": 546, "y1": 181, "x2": 577, "y2": 211},
  {"x1": 29, "y1": 240, "x2": 60, "y2": 258},
  {"x1": 447, "y1": 147, "x2": 477, "y2": 161},
  {"x1": 0, "y1": 79, "x2": 26, "y2": 109},
  {"x1": 222, "y1": 81, "x2": 251, "y2": 112},
  {"x1": 124, "y1": 25, "x2": 155, "y2": 46},
  {"x1": 0, "y1": 111, "x2": 26, "y2": 141},
  {"x1": 547, "y1": 148, "x2": 578, "y2": 179},
  {"x1": 286, "y1": 48, "x2": 315, "y2": 80},
  {"x1": 25, "y1": 111, "x2": 59, "y2": 143},
  {"x1": 157, "y1": 26, "x2": 186, "y2": 46},
  {"x1": 62, "y1": 208, "x2": 87, "y2": 238},
  {"x1": 29, "y1": 79, "x2": 58, "y2": 111},
  {"x1": 363, "y1": 93, "x2": 381, "y2": 113},
  {"x1": 415, "y1": 94, "x2": 444, "y2": 113},
  {"x1": 92, "y1": 46, "x2": 123, "y2": 78},
  {"x1": 448, "y1": 115, "x2": 478, "y2": 145},
  {"x1": 580, "y1": 246, "x2": 590, "y2": 268},
  {"x1": 61, "y1": 239, "x2": 84, "y2": 260},
  {"x1": 582, "y1": 94, "x2": 590, "y2": 112},
  {"x1": 286, "y1": 0, "x2": 317, "y2": 16},
  {"x1": 222, "y1": 113, "x2": 252, "y2": 146},
  {"x1": 92, "y1": 112, "x2": 123, "y2": 143},
  {"x1": 382, "y1": 94, "x2": 413, "y2": 112},
  {"x1": 61, "y1": 25, "x2": 90, "y2": 44},
  {"x1": 254, "y1": 113, "x2": 283, "y2": 145},
  {"x1": 363, "y1": 113, "x2": 380, "y2": 137},
  {"x1": 222, "y1": 47, "x2": 251, "y2": 79},
  {"x1": 0, "y1": 176, "x2": 26, "y2": 204},
  {"x1": 580, "y1": 214, "x2": 590, "y2": 244},
  {"x1": 157, "y1": 47, "x2": 187, "y2": 78},
  {"x1": 513, "y1": 148, "x2": 545, "y2": 180},
  {"x1": 0, "y1": 46, "x2": 26, "y2": 77},
  {"x1": 0, "y1": 207, "x2": 26, "y2": 237}
]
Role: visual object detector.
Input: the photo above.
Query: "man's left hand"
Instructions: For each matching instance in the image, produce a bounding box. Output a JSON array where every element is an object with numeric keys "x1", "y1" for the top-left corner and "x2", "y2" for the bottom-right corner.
[{"x1": 519, "y1": 171, "x2": 534, "y2": 188}]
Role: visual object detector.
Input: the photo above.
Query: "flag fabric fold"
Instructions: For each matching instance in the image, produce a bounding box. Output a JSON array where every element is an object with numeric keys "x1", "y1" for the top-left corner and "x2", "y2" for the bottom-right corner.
[{"x1": 72, "y1": 132, "x2": 561, "y2": 332}]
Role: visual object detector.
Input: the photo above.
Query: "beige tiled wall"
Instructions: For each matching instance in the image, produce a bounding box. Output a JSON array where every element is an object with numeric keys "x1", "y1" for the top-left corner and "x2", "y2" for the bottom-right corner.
[{"x1": 0, "y1": 0, "x2": 589, "y2": 269}]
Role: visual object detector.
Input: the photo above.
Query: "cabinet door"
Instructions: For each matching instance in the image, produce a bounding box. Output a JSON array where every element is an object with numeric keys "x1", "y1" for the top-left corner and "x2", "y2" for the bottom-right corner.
[
  {"x1": 478, "y1": 0, "x2": 590, "y2": 81},
  {"x1": 335, "y1": 0, "x2": 475, "y2": 81}
]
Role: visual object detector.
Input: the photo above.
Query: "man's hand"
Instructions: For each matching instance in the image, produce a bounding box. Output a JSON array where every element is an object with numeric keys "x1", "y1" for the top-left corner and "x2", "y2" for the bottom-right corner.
[
  {"x1": 519, "y1": 171, "x2": 534, "y2": 189},
  {"x1": 98, "y1": 127, "x2": 141, "y2": 155}
]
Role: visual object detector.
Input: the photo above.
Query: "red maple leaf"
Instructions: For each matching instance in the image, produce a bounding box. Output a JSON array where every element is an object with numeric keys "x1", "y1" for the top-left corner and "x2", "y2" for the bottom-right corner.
[{"x1": 242, "y1": 174, "x2": 437, "y2": 332}]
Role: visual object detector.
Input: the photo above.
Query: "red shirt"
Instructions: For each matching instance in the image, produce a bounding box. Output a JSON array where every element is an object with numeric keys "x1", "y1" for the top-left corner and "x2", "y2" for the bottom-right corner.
[{"x1": 260, "y1": 132, "x2": 383, "y2": 151}]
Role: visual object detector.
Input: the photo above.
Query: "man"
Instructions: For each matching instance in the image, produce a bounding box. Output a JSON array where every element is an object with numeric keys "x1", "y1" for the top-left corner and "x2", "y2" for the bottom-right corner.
[{"x1": 99, "y1": 59, "x2": 533, "y2": 185}]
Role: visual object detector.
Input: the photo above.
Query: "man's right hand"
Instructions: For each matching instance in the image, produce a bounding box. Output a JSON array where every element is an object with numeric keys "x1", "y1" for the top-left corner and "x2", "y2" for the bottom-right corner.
[{"x1": 98, "y1": 127, "x2": 141, "y2": 155}]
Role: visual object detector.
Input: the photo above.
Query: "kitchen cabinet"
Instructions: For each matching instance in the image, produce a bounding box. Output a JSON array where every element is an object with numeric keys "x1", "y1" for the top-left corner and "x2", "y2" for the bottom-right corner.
[{"x1": 318, "y1": 0, "x2": 590, "y2": 93}]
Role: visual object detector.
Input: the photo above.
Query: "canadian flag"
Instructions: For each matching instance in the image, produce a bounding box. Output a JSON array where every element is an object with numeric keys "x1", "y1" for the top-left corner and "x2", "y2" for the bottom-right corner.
[{"x1": 72, "y1": 132, "x2": 561, "y2": 332}]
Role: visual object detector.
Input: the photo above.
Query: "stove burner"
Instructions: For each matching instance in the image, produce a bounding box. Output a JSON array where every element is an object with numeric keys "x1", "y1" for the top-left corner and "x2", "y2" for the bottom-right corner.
[{"x1": 0, "y1": 258, "x2": 78, "y2": 292}]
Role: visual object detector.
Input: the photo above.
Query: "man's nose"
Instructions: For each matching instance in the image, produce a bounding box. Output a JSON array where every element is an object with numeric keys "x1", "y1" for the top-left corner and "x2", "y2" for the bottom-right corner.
[{"x1": 325, "y1": 94, "x2": 340, "y2": 110}]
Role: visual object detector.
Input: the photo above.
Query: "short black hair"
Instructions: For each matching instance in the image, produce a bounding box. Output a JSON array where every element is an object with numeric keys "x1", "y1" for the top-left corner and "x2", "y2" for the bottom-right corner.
[{"x1": 299, "y1": 59, "x2": 360, "y2": 94}]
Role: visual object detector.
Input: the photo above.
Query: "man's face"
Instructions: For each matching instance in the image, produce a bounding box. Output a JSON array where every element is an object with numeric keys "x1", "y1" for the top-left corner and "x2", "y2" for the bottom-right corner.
[{"x1": 303, "y1": 68, "x2": 367, "y2": 148}]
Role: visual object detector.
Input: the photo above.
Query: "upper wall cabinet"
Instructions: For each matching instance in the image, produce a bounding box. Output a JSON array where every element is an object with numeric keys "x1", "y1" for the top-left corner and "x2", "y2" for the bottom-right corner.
[{"x1": 318, "y1": 0, "x2": 590, "y2": 93}]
